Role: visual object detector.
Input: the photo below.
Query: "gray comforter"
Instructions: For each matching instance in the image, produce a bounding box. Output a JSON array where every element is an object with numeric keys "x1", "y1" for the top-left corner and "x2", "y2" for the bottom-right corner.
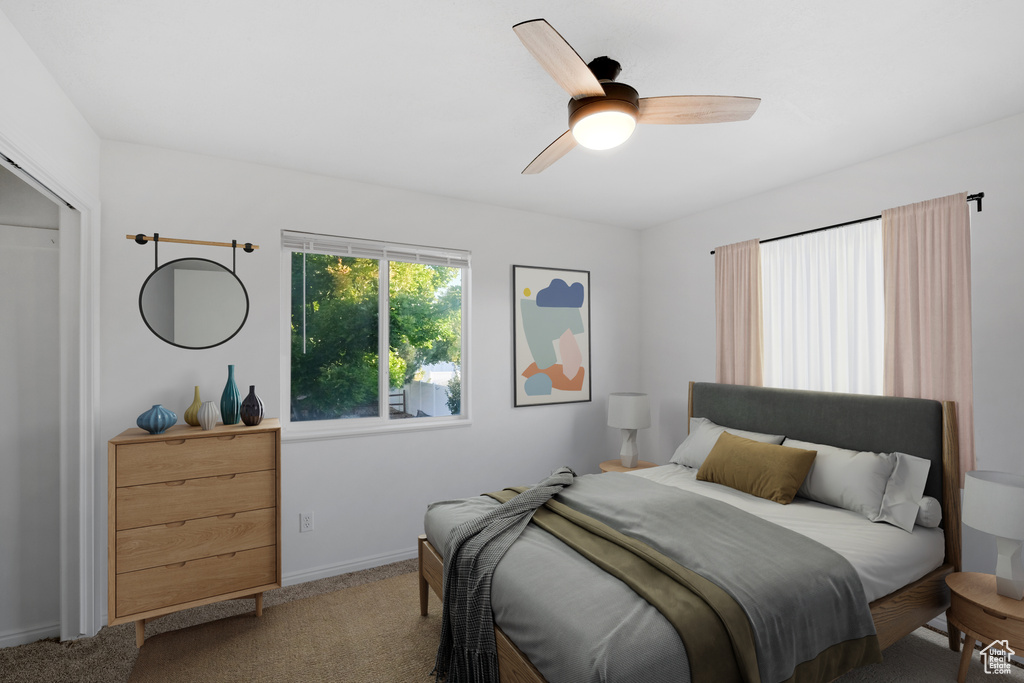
[{"x1": 425, "y1": 472, "x2": 879, "y2": 683}]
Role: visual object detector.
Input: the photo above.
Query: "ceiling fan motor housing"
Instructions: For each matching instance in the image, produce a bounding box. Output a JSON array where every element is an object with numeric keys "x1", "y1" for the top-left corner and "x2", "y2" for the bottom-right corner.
[{"x1": 567, "y1": 81, "x2": 640, "y2": 130}]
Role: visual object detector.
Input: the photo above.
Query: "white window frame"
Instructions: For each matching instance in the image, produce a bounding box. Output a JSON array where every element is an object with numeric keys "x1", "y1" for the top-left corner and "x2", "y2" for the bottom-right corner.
[{"x1": 280, "y1": 230, "x2": 471, "y2": 441}]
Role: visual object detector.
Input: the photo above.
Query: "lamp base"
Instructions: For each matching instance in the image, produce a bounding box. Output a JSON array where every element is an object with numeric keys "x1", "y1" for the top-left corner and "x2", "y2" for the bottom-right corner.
[
  {"x1": 995, "y1": 537, "x2": 1024, "y2": 600},
  {"x1": 619, "y1": 428, "x2": 639, "y2": 468},
  {"x1": 995, "y1": 540, "x2": 1024, "y2": 598}
]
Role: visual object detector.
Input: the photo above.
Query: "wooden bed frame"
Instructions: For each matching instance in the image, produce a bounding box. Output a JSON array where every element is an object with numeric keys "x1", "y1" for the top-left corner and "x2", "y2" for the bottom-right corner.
[{"x1": 418, "y1": 382, "x2": 964, "y2": 682}]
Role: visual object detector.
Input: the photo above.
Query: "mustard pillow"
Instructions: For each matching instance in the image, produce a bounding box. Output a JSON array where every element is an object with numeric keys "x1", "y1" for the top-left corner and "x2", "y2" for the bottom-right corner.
[{"x1": 696, "y1": 432, "x2": 817, "y2": 504}]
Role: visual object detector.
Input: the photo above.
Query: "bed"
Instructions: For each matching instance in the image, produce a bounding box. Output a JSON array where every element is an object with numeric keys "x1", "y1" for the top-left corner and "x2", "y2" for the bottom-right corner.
[{"x1": 418, "y1": 381, "x2": 963, "y2": 682}]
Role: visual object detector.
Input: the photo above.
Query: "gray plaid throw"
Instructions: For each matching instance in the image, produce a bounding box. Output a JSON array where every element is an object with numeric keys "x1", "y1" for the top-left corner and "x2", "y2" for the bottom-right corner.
[{"x1": 432, "y1": 466, "x2": 576, "y2": 683}]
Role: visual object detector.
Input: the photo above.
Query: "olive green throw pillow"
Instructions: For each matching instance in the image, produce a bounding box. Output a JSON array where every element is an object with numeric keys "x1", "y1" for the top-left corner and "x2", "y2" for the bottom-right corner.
[{"x1": 696, "y1": 432, "x2": 817, "y2": 504}]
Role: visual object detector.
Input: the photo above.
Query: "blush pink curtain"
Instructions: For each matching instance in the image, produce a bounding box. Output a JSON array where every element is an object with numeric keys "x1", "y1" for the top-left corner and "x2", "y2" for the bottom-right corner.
[
  {"x1": 883, "y1": 192, "x2": 974, "y2": 482},
  {"x1": 715, "y1": 239, "x2": 763, "y2": 386}
]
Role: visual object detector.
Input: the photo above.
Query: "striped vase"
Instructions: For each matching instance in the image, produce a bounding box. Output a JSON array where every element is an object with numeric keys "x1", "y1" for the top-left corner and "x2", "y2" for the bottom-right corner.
[
  {"x1": 137, "y1": 404, "x2": 177, "y2": 435},
  {"x1": 220, "y1": 364, "x2": 241, "y2": 426}
]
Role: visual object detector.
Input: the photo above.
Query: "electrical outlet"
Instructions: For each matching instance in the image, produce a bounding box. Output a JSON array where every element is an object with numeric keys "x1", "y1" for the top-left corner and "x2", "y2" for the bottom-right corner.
[{"x1": 300, "y1": 511, "x2": 314, "y2": 533}]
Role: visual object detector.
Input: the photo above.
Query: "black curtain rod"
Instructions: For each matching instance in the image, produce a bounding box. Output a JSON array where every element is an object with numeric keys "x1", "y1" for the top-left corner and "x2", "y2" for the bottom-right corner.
[
  {"x1": 709, "y1": 192, "x2": 984, "y2": 255},
  {"x1": 0, "y1": 151, "x2": 77, "y2": 211}
]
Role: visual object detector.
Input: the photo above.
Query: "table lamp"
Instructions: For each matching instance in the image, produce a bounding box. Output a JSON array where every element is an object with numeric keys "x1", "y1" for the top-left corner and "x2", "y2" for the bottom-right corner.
[
  {"x1": 963, "y1": 470, "x2": 1024, "y2": 599},
  {"x1": 607, "y1": 392, "x2": 651, "y2": 468}
]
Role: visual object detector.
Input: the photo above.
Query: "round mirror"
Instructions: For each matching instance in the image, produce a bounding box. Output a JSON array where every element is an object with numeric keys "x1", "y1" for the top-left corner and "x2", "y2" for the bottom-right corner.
[{"x1": 139, "y1": 257, "x2": 249, "y2": 349}]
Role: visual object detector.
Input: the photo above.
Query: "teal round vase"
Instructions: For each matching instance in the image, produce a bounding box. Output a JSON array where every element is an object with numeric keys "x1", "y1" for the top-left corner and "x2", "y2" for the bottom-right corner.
[
  {"x1": 137, "y1": 404, "x2": 177, "y2": 434},
  {"x1": 220, "y1": 364, "x2": 241, "y2": 425},
  {"x1": 240, "y1": 385, "x2": 264, "y2": 426}
]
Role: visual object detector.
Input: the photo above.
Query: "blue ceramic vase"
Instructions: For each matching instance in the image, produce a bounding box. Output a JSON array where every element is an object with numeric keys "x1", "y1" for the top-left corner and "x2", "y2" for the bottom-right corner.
[
  {"x1": 220, "y1": 364, "x2": 241, "y2": 425},
  {"x1": 240, "y1": 385, "x2": 264, "y2": 426},
  {"x1": 137, "y1": 404, "x2": 177, "y2": 434}
]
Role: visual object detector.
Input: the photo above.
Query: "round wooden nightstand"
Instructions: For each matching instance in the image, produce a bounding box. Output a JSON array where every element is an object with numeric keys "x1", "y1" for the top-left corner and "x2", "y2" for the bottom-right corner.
[
  {"x1": 946, "y1": 572, "x2": 1024, "y2": 683},
  {"x1": 598, "y1": 459, "x2": 658, "y2": 473}
]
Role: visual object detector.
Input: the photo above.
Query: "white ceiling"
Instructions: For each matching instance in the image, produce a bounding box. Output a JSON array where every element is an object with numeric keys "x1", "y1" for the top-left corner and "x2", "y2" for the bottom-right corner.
[{"x1": 3, "y1": 1, "x2": 1023, "y2": 229}]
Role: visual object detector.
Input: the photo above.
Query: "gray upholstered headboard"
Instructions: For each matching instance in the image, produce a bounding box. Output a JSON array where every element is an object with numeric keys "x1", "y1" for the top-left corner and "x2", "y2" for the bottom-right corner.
[{"x1": 689, "y1": 382, "x2": 948, "y2": 506}]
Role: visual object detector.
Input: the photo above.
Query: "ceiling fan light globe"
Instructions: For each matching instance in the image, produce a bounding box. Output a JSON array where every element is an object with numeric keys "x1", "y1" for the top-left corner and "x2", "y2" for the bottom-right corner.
[{"x1": 572, "y1": 111, "x2": 637, "y2": 150}]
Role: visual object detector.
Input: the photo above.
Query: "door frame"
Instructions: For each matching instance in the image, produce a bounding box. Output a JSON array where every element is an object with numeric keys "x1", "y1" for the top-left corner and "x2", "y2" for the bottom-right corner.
[{"x1": 0, "y1": 131, "x2": 101, "y2": 640}]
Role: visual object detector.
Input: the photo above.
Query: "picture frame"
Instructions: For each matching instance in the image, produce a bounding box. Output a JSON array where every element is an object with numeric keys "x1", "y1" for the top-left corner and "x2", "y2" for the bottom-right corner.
[{"x1": 512, "y1": 265, "x2": 591, "y2": 407}]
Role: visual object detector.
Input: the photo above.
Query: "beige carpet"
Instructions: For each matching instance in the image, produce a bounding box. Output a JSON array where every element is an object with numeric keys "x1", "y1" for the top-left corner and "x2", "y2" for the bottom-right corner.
[
  {"x1": 129, "y1": 572, "x2": 441, "y2": 683},
  {"x1": 3, "y1": 555, "x2": 1024, "y2": 683},
  {"x1": 0, "y1": 558, "x2": 419, "y2": 683}
]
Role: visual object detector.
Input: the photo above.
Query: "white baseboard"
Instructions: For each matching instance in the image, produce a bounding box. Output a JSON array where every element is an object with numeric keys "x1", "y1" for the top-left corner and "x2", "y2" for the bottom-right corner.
[
  {"x1": 282, "y1": 546, "x2": 418, "y2": 586},
  {"x1": 0, "y1": 622, "x2": 60, "y2": 648}
]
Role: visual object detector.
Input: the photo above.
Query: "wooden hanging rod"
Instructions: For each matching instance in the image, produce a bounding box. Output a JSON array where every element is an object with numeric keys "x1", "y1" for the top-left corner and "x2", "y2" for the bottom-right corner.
[{"x1": 127, "y1": 234, "x2": 259, "y2": 251}]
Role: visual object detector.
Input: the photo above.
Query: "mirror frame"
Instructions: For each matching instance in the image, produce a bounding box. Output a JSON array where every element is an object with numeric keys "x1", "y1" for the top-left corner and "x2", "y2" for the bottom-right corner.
[{"x1": 138, "y1": 256, "x2": 250, "y2": 350}]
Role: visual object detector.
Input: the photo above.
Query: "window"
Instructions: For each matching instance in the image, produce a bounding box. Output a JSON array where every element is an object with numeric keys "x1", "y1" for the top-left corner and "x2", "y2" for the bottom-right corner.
[
  {"x1": 760, "y1": 218, "x2": 883, "y2": 395},
  {"x1": 282, "y1": 231, "x2": 469, "y2": 433}
]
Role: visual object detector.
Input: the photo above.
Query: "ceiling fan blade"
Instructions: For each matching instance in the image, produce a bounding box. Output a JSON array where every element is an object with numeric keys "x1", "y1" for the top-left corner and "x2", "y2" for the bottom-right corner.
[
  {"x1": 637, "y1": 96, "x2": 761, "y2": 125},
  {"x1": 522, "y1": 131, "x2": 577, "y2": 174},
  {"x1": 513, "y1": 19, "x2": 605, "y2": 99}
]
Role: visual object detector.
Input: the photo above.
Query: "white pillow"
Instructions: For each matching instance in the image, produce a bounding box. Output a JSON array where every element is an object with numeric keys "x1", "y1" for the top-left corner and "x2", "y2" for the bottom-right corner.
[
  {"x1": 783, "y1": 438, "x2": 894, "y2": 520},
  {"x1": 916, "y1": 495, "x2": 942, "y2": 528},
  {"x1": 874, "y1": 452, "x2": 932, "y2": 532},
  {"x1": 670, "y1": 417, "x2": 784, "y2": 469}
]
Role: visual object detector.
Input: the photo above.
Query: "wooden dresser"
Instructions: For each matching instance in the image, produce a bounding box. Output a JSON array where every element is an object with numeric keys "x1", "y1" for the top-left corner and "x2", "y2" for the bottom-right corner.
[{"x1": 108, "y1": 419, "x2": 281, "y2": 646}]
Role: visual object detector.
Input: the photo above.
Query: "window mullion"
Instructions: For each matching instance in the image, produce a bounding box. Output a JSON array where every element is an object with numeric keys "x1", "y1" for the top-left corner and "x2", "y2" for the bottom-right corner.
[{"x1": 378, "y1": 259, "x2": 390, "y2": 421}]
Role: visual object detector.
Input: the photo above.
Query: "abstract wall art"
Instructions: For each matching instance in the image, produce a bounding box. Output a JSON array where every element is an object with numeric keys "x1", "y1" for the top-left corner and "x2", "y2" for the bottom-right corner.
[{"x1": 512, "y1": 265, "x2": 591, "y2": 407}]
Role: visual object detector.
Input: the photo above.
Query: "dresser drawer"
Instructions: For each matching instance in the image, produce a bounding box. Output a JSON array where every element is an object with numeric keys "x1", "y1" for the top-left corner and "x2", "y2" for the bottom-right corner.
[
  {"x1": 950, "y1": 591, "x2": 1024, "y2": 646},
  {"x1": 115, "y1": 545, "x2": 277, "y2": 618},
  {"x1": 115, "y1": 507, "x2": 277, "y2": 574},
  {"x1": 116, "y1": 469, "x2": 276, "y2": 530},
  {"x1": 116, "y1": 431, "x2": 275, "y2": 487}
]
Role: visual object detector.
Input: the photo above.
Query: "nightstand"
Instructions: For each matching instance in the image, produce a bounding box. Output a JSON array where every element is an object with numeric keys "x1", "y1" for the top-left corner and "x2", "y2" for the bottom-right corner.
[
  {"x1": 599, "y1": 459, "x2": 657, "y2": 473},
  {"x1": 946, "y1": 572, "x2": 1024, "y2": 683}
]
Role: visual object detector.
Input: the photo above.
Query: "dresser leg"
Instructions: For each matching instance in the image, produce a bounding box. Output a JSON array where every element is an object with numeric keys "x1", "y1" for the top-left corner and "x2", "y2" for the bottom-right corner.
[
  {"x1": 135, "y1": 620, "x2": 145, "y2": 648},
  {"x1": 255, "y1": 592, "x2": 263, "y2": 617},
  {"x1": 957, "y1": 636, "x2": 975, "y2": 683}
]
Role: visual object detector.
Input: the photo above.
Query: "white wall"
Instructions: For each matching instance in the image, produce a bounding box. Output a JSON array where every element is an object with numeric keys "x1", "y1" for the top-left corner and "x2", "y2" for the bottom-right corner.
[
  {"x1": 640, "y1": 111, "x2": 1024, "y2": 574},
  {"x1": 98, "y1": 141, "x2": 642, "y2": 609},
  {"x1": 0, "y1": 11, "x2": 99, "y2": 201},
  {"x1": 0, "y1": 8, "x2": 101, "y2": 645}
]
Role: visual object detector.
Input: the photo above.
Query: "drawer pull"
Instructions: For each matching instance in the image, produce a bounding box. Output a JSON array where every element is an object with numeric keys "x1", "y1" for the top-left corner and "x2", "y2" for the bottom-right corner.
[
  {"x1": 217, "y1": 513, "x2": 237, "y2": 520},
  {"x1": 168, "y1": 562, "x2": 186, "y2": 569},
  {"x1": 216, "y1": 435, "x2": 238, "y2": 441},
  {"x1": 983, "y1": 608, "x2": 1009, "y2": 620},
  {"x1": 165, "y1": 521, "x2": 186, "y2": 528},
  {"x1": 216, "y1": 474, "x2": 237, "y2": 480},
  {"x1": 218, "y1": 552, "x2": 237, "y2": 559},
  {"x1": 165, "y1": 439, "x2": 186, "y2": 446},
  {"x1": 164, "y1": 480, "x2": 186, "y2": 486}
]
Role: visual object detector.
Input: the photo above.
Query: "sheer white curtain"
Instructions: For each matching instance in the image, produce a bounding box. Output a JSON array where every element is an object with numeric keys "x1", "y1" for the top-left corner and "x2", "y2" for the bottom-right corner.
[{"x1": 761, "y1": 218, "x2": 884, "y2": 394}]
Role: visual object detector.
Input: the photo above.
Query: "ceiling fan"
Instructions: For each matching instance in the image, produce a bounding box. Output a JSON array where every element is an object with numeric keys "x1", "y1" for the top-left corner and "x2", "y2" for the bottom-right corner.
[{"x1": 513, "y1": 18, "x2": 761, "y2": 174}]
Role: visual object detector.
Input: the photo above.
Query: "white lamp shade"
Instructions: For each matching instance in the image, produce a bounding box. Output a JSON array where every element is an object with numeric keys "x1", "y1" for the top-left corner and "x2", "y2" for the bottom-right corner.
[
  {"x1": 963, "y1": 470, "x2": 1024, "y2": 540},
  {"x1": 607, "y1": 393, "x2": 651, "y2": 429}
]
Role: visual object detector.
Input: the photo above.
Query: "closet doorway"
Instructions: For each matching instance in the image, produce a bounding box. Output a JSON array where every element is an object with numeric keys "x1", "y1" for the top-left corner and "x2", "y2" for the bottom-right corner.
[{"x1": 0, "y1": 165, "x2": 63, "y2": 645}]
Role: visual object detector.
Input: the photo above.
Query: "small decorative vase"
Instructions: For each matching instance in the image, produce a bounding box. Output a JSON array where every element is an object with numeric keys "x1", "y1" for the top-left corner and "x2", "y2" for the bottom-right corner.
[
  {"x1": 197, "y1": 401, "x2": 220, "y2": 431},
  {"x1": 183, "y1": 386, "x2": 202, "y2": 427},
  {"x1": 221, "y1": 364, "x2": 241, "y2": 425},
  {"x1": 137, "y1": 404, "x2": 177, "y2": 434},
  {"x1": 240, "y1": 385, "x2": 264, "y2": 426}
]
